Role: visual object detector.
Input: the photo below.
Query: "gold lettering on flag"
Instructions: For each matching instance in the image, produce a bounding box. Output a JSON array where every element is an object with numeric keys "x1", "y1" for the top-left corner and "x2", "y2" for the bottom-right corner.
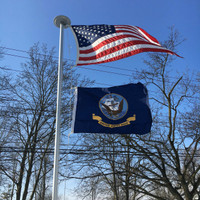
[{"x1": 92, "y1": 114, "x2": 136, "y2": 128}]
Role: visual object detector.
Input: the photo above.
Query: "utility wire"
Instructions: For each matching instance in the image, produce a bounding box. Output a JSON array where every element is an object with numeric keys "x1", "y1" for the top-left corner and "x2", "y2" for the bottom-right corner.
[
  {"x1": 0, "y1": 47, "x2": 199, "y2": 101},
  {"x1": 1, "y1": 64, "x2": 199, "y2": 90},
  {"x1": 1, "y1": 146, "x2": 200, "y2": 157},
  {"x1": 1, "y1": 46, "x2": 199, "y2": 83},
  {"x1": 1, "y1": 46, "x2": 138, "y2": 73}
]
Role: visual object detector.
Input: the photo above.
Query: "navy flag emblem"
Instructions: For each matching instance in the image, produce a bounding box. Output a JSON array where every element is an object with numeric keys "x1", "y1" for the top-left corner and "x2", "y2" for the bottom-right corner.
[
  {"x1": 99, "y1": 93, "x2": 128, "y2": 120},
  {"x1": 72, "y1": 83, "x2": 152, "y2": 135}
]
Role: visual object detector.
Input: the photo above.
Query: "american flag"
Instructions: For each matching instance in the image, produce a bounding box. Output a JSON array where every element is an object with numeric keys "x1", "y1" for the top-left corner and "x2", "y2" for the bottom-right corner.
[{"x1": 71, "y1": 25, "x2": 181, "y2": 66}]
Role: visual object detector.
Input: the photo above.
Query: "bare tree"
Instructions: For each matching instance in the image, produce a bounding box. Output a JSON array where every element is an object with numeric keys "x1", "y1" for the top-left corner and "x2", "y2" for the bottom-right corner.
[
  {"x1": 123, "y1": 27, "x2": 200, "y2": 200},
  {"x1": 66, "y1": 133, "x2": 143, "y2": 200},
  {"x1": 0, "y1": 43, "x2": 93, "y2": 200},
  {"x1": 0, "y1": 47, "x2": 15, "y2": 192},
  {"x1": 66, "y1": 27, "x2": 200, "y2": 200}
]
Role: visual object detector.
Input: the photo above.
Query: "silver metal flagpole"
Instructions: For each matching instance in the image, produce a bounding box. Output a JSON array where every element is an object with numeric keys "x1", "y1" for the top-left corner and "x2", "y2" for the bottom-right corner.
[{"x1": 52, "y1": 15, "x2": 71, "y2": 200}]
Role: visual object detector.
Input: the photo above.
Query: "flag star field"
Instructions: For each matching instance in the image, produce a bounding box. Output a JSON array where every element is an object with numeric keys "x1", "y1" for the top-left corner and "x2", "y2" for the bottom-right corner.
[{"x1": 72, "y1": 25, "x2": 115, "y2": 47}]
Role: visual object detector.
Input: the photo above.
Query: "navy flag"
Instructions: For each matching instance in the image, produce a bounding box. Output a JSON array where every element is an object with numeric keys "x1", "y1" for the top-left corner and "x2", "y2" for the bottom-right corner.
[{"x1": 72, "y1": 83, "x2": 152, "y2": 135}]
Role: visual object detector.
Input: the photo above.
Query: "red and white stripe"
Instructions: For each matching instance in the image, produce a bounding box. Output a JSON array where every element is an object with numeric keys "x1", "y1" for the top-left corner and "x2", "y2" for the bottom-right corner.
[{"x1": 74, "y1": 25, "x2": 181, "y2": 66}]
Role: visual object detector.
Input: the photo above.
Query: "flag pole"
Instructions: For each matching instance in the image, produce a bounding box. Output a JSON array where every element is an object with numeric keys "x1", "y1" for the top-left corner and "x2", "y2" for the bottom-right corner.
[{"x1": 52, "y1": 15, "x2": 71, "y2": 200}]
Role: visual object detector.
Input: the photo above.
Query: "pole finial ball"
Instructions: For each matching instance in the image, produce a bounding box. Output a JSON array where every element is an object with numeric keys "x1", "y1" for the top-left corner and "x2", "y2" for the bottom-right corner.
[{"x1": 54, "y1": 15, "x2": 71, "y2": 28}]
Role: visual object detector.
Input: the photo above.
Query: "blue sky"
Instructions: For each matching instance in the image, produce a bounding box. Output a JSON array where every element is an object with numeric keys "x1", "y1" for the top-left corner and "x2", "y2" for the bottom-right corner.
[
  {"x1": 0, "y1": 0, "x2": 200, "y2": 199},
  {"x1": 0, "y1": 0, "x2": 200, "y2": 87}
]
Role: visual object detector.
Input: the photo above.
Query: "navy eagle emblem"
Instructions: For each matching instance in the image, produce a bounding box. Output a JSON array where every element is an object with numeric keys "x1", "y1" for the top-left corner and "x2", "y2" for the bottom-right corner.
[{"x1": 99, "y1": 93, "x2": 128, "y2": 120}]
